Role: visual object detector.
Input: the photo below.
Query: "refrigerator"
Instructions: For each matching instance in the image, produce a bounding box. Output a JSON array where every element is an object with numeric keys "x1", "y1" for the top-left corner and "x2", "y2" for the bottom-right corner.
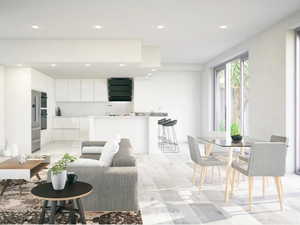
[{"x1": 31, "y1": 90, "x2": 41, "y2": 153}]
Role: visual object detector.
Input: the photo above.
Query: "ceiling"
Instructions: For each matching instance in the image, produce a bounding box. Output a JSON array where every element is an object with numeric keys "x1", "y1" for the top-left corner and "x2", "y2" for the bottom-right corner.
[{"x1": 1, "y1": 0, "x2": 300, "y2": 76}]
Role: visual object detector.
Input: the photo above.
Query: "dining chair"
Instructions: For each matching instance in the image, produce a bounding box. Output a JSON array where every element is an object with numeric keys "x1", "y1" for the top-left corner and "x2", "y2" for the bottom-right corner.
[
  {"x1": 187, "y1": 136, "x2": 227, "y2": 190},
  {"x1": 227, "y1": 142, "x2": 287, "y2": 211},
  {"x1": 239, "y1": 135, "x2": 288, "y2": 196}
]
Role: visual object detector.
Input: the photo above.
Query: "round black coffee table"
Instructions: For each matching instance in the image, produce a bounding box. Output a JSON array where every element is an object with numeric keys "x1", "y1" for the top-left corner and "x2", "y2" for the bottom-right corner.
[{"x1": 31, "y1": 182, "x2": 92, "y2": 224}]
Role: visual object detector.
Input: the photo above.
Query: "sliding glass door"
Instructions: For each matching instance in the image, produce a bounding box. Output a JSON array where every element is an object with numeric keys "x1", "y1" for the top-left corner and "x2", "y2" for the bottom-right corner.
[{"x1": 213, "y1": 53, "x2": 249, "y2": 135}]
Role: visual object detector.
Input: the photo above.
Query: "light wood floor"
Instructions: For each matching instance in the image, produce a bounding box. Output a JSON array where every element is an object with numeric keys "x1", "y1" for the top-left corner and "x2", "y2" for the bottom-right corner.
[{"x1": 37, "y1": 141, "x2": 300, "y2": 225}]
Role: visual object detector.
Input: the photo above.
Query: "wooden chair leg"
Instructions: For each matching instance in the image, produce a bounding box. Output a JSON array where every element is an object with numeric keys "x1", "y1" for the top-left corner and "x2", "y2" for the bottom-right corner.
[
  {"x1": 248, "y1": 176, "x2": 253, "y2": 211},
  {"x1": 274, "y1": 176, "x2": 284, "y2": 211},
  {"x1": 192, "y1": 164, "x2": 197, "y2": 184},
  {"x1": 224, "y1": 167, "x2": 232, "y2": 202},
  {"x1": 199, "y1": 167, "x2": 207, "y2": 191},
  {"x1": 262, "y1": 176, "x2": 266, "y2": 197},
  {"x1": 230, "y1": 169, "x2": 236, "y2": 196}
]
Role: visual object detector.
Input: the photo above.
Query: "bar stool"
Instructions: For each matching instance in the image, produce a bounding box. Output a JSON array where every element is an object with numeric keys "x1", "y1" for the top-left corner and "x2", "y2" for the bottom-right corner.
[
  {"x1": 161, "y1": 120, "x2": 179, "y2": 153},
  {"x1": 158, "y1": 119, "x2": 171, "y2": 148}
]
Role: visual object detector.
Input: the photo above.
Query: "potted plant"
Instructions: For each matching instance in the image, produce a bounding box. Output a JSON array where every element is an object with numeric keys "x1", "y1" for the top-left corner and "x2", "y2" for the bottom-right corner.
[
  {"x1": 50, "y1": 153, "x2": 76, "y2": 190},
  {"x1": 231, "y1": 123, "x2": 242, "y2": 142}
]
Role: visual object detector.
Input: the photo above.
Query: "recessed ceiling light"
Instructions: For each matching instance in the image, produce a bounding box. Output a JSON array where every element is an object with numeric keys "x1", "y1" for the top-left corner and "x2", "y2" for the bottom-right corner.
[
  {"x1": 157, "y1": 25, "x2": 165, "y2": 29},
  {"x1": 51, "y1": 64, "x2": 56, "y2": 67},
  {"x1": 93, "y1": 25, "x2": 103, "y2": 29},
  {"x1": 85, "y1": 63, "x2": 91, "y2": 67},
  {"x1": 219, "y1": 25, "x2": 228, "y2": 29},
  {"x1": 31, "y1": 25, "x2": 40, "y2": 29},
  {"x1": 151, "y1": 69, "x2": 157, "y2": 72},
  {"x1": 16, "y1": 64, "x2": 23, "y2": 67},
  {"x1": 119, "y1": 64, "x2": 126, "y2": 67}
]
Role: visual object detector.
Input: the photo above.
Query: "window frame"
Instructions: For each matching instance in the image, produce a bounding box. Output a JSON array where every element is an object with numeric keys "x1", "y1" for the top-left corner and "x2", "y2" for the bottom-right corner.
[{"x1": 212, "y1": 52, "x2": 249, "y2": 134}]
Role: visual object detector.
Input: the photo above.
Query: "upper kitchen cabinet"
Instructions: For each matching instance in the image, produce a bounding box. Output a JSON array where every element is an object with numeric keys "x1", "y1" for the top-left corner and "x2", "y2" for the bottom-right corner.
[
  {"x1": 81, "y1": 79, "x2": 94, "y2": 102},
  {"x1": 55, "y1": 79, "x2": 108, "y2": 102},
  {"x1": 55, "y1": 79, "x2": 69, "y2": 102},
  {"x1": 68, "y1": 79, "x2": 81, "y2": 102},
  {"x1": 94, "y1": 79, "x2": 108, "y2": 102}
]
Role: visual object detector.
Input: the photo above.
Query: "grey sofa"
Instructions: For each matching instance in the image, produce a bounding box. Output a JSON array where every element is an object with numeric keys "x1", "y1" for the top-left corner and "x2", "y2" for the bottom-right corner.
[{"x1": 68, "y1": 138, "x2": 138, "y2": 212}]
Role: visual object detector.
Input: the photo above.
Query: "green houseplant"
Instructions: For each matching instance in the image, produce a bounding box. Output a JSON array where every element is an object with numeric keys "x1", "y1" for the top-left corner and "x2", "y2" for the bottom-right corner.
[
  {"x1": 231, "y1": 123, "x2": 242, "y2": 142},
  {"x1": 50, "y1": 153, "x2": 76, "y2": 190}
]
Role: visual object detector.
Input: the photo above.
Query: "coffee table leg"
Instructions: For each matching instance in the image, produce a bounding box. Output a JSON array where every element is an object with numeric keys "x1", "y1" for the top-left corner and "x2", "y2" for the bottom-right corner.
[
  {"x1": 76, "y1": 198, "x2": 86, "y2": 224},
  {"x1": 39, "y1": 200, "x2": 48, "y2": 224},
  {"x1": 68, "y1": 200, "x2": 76, "y2": 224},
  {"x1": 49, "y1": 201, "x2": 57, "y2": 224},
  {"x1": 0, "y1": 179, "x2": 11, "y2": 196}
]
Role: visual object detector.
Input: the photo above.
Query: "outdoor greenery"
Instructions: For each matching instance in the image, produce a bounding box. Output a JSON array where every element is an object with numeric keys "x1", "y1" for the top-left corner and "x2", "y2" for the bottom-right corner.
[
  {"x1": 230, "y1": 123, "x2": 241, "y2": 136},
  {"x1": 50, "y1": 153, "x2": 77, "y2": 175}
]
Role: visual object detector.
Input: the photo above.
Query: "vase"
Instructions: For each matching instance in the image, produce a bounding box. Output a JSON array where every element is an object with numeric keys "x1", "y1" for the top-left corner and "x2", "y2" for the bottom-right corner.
[
  {"x1": 231, "y1": 135, "x2": 243, "y2": 143},
  {"x1": 51, "y1": 170, "x2": 67, "y2": 190}
]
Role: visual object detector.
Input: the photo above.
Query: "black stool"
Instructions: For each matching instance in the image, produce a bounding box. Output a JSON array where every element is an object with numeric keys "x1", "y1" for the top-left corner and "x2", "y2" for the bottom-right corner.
[{"x1": 160, "y1": 120, "x2": 179, "y2": 153}]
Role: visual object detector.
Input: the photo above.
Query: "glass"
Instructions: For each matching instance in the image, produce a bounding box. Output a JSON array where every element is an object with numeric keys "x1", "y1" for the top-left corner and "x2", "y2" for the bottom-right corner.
[{"x1": 214, "y1": 69, "x2": 226, "y2": 132}]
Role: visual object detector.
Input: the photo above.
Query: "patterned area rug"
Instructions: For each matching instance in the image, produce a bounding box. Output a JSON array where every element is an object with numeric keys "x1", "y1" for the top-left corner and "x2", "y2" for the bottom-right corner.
[{"x1": 0, "y1": 172, "x2": 142, "y2": 224}]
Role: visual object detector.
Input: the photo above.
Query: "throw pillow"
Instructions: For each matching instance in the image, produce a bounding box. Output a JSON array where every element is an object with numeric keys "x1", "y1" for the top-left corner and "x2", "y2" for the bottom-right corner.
[{"x1": 99, "y1": 139, "x2": 120, "y2": 167}]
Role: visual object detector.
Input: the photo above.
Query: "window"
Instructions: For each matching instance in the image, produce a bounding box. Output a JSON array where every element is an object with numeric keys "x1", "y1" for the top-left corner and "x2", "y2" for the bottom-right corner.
[{"x1": 213, "y1": 53, "x2": 249, "y2": 135}]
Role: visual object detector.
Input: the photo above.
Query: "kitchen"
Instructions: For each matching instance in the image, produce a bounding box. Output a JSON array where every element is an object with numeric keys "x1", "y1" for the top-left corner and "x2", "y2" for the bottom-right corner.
[
  {"x1": 53, "y1": 77, "x2": 167, "y2": 154},
  {"x1": 0, "y1": 40, "x2": 201, "y2": 157}
]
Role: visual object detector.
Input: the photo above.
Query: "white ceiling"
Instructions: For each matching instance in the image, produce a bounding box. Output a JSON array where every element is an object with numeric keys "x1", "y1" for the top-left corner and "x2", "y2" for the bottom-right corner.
[{"x1": 1, "y1": 0, "x2": 300, "y2": 76}]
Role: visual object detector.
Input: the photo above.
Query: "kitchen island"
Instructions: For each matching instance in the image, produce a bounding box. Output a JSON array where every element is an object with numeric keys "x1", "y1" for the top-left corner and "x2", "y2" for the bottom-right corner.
[{"x1": 89, "y1": 116, "x2": 162, "y2": 154}]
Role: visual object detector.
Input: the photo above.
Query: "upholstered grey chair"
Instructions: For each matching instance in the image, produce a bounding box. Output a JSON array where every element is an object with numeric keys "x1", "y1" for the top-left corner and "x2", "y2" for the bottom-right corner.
[
  {"x1": 228, "y1": 142, "x2": 287, "y2": 211},
  {"x1": 187, "y1": 136, "x2": 226, "y2": 190},
  {"x1": 238, "y1": 135, "x2": 288, "y2": 196}
]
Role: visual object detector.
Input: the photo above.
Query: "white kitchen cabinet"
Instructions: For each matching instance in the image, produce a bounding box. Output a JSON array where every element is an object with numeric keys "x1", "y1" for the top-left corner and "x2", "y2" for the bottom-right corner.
[
  {"x1": 79, "y1": 117, "x2": 89, "y2": 140},
  {"x1": 55, "y1": 79, "x2": 69, "y2": 102},
  {"x1": 68, "y1": 79, "x2": 81, "y2": 102},
  {"x1": 81, "y1": 79, "x2": 94, "y2": 102},
  {"x1": 53, "y1": 117, "x2": 80, "y2": 129},
  {"x1": 94, "y1": 79, "x2": 108, "y2": 102}
]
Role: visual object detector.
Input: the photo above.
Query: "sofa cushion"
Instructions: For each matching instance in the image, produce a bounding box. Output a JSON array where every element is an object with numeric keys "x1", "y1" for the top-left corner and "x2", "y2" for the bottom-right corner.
[
  {"x1": 112, "y1": 138, "x2": 135, "y2": 167},
  {"x1": 99, "y1": 139, "x2": 120, "y2": 167}
]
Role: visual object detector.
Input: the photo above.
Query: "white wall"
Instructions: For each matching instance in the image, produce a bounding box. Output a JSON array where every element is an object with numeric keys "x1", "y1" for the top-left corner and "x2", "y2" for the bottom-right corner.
[
  {"x1": 134, "y1": 72, "x2": 201, "y2": 142},
  {"x1": 31, "y1": 68, "x2": 55, "y2": 146},
  {"x1": 0, "y1": 66, "x2": 4, "y2": 151},
  {"x1": 200, "y1": 10, "x2": 300, "y2": 173},
  {"x1": 5, "y1": 68, "x2": 31, "y2": 154}
]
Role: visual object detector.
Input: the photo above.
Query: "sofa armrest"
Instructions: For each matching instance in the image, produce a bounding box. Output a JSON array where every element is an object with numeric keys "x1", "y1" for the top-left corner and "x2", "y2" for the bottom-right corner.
[
  {"x1": 112, "y1": 155, "x2": 136, "y2": 167},
  {"x1": 66, "y1": 166, "x2": 138, "y2": 211}
]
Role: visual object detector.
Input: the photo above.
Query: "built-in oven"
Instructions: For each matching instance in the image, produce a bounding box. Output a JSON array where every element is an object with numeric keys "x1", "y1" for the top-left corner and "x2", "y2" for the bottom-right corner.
[
  {"x1": 41, "y1": 92, "x2": 47, "y2": 108},
  {"x1": 41, "y1": 109, "x2": 47, "y2": 130},
  {"x1": 41, "y1": 92, "x2": 47, "y2": 130}
]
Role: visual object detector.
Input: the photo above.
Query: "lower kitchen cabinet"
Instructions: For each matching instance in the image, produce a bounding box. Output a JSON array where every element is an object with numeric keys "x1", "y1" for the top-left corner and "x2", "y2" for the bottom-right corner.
[{"x1": 52, "y1": 117, "x2": 88, "y2": 141}]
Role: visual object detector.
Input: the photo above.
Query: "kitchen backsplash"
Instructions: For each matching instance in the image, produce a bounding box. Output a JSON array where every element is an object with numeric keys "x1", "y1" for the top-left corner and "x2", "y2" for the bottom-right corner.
[{"x1": 56, "y1": 102, "x2": 133, "y2": 116}]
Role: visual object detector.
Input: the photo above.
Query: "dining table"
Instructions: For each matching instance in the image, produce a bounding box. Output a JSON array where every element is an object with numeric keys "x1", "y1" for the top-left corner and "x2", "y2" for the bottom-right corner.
[{"x1": 197, "y1": 136, "x2": 257, "y2": 201}]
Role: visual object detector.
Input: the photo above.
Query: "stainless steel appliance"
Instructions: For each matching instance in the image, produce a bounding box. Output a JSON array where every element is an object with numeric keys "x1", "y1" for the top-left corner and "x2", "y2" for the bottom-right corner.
[
  {"x1": 32, "y1": 90, "x2": 41, "y2": 153},
  {"x1": 41, "y1": 92, "x2": 48, "y2": 130}
]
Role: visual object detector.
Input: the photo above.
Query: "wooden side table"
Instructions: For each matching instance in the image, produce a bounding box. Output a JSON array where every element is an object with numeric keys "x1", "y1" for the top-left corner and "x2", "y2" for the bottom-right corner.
[{"x1": 31, "y1": 182, "x2": 93, "y2": 224}]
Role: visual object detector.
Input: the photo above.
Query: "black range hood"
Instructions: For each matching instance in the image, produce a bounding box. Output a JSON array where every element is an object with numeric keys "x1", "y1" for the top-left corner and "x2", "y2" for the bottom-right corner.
[{"x1": 108, "y1": 78, "x2": 133, "y2": 102}]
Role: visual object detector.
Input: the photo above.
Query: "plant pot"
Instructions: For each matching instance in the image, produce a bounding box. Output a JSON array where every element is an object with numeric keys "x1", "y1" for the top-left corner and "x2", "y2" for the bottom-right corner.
[
  {"x1": 231, "y1": 135, "x2": 242, "y2": 143},
  {"x1": 51, "y1": 170, "x2": 67, "y2": 190}
]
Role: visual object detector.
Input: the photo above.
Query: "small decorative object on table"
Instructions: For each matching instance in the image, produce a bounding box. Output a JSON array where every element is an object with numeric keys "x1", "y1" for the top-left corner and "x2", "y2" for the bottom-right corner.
[
  {"x1": 50, "y1": 154, "x2": 76, "y2": 190},
  {"x1": 231, "y1": 123, "x2": 242, "y2": 143},
  {"x1": 67, "y1": 172, "x2": 78, "y2": 186}
]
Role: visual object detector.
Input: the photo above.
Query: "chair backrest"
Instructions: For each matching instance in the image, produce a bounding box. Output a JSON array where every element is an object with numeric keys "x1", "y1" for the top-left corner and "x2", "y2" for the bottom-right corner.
[
  {"x1": 187, "y1": 136, "x2": 206, "y2": 164},
  {"x1": 248, "y1": 142, "x2": 287, "y2": 176},
  {"x1": 270, "y1": 135, "x2": 288, "y2": 144},
  {"x1": 187, "y1": 136, "x2": 197, "y2": 163}
]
